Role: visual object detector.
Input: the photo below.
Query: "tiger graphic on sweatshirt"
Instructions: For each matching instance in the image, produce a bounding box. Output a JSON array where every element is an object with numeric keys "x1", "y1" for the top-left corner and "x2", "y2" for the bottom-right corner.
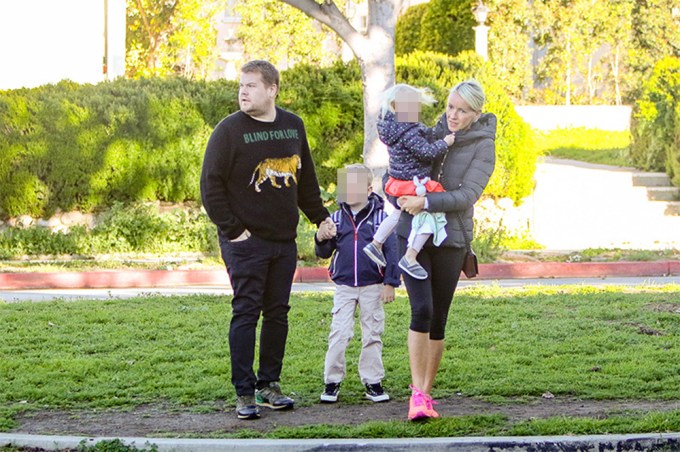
[{"x1": 249, "y1": 154, "x2": 301, "y2": 192}]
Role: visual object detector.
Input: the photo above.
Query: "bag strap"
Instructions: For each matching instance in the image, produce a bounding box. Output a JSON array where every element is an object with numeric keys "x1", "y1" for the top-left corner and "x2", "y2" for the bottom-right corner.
[
  {"x1": 455, "y1": 212, "x2": 472, "y2": 253},
  {"x1": 437, "y1": 133, "x2": 475, "y2": 253}
]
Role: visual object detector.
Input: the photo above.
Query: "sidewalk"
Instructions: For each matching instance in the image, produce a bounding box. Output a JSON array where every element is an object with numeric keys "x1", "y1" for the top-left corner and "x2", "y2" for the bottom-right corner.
[{"x1": 1, "y1": 261, "x2": 679, "y2": 290}]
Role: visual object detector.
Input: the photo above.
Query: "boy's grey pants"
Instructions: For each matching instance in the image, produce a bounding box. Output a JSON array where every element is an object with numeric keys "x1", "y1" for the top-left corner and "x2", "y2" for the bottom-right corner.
[{"x1": 324, "y1": 284, "x2": 385, "y2": 385}]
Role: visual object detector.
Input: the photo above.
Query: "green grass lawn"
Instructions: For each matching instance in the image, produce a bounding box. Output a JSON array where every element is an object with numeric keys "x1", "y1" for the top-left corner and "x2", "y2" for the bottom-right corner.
[
  {"x1": 535, "y1": 128, "x2": 632, "y2": 167},
  {"x1": 2, "y1": 284, "x2": 680, "y2": 439}
]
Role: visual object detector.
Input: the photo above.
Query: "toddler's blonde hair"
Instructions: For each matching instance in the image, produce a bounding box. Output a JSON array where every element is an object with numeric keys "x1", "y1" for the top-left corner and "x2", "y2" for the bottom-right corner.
[{"x1": 380, "y1": 84, "x2": 436, "y2": 116}]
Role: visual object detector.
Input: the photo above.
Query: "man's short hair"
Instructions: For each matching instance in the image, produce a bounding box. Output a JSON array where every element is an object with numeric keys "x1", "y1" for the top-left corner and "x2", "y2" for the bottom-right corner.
[{"x1": 241, "y1": 60, "x2": 279, "y2": 88}]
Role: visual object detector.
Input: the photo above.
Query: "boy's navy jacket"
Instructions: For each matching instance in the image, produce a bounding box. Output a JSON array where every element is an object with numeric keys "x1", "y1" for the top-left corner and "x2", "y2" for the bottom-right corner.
[{"x1": 315, "y1": 192, "x2": 401, "y2": 288}]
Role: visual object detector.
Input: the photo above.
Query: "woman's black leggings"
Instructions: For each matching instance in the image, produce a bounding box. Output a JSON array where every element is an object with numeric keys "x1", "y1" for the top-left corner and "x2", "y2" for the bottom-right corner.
[{"x1": 398, "y1": 237, "x2": 466, "y2": 340}]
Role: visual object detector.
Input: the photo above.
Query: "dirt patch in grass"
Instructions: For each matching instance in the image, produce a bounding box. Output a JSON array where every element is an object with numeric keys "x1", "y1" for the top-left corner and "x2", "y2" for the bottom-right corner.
[
  {"x1": 647, "y1": 303, "x2": 680, "y2": 313},
  {"x1": 11, "y1": 397, "x2": 680, "y2": 438}
]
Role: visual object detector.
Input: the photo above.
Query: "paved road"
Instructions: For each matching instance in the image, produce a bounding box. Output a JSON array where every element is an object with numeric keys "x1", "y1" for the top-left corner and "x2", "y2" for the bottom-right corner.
[{"x1": 2, "y1": 276, "x2": 680, "y2": 303}]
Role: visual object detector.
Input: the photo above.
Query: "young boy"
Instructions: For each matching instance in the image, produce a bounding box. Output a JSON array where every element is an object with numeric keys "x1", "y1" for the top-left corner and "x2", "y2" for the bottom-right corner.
[{"x1": 314, "y1": 164, "x2": 401, "y2": 403}]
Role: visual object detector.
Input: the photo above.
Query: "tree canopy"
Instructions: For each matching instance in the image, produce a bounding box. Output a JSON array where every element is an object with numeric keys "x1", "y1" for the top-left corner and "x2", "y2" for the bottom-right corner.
[
  {"x1": 235, "y1": 0, "x2": 342, "y2": 69},
  {"x1": 126, "y1": 0, "x2": 223, "y2": 79}
]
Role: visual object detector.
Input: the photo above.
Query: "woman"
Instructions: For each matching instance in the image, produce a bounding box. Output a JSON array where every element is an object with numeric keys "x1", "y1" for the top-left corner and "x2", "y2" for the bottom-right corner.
[{"x1": 396, "y1": 79, "x2": 496, "y2": 420}]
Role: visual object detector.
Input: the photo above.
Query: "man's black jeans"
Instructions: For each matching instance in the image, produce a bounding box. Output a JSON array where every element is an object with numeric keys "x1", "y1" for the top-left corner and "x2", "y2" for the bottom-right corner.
[{"x1": 219, "y1": 234, "x2": 297, "y2": 396}]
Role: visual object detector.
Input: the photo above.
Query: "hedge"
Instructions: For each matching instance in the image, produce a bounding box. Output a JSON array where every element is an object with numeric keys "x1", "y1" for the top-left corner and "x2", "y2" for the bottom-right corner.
[
  {"x1": 630, "y1": 56, "x2": 680, "y2": 187},
  {"x1": 0, "y1": 54, "x2": 536, "y2": 219}
]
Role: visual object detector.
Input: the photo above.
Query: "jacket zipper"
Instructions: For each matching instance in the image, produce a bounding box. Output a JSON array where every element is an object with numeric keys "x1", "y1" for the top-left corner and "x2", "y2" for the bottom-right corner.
[{"x1": 344, "y1": 203, "x2": 375, "y2": 287}]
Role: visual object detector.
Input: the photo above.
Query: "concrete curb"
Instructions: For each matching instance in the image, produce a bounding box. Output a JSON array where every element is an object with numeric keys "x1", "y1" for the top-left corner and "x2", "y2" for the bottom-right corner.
[
  {"x1": 2, "y1": 432, "x2": 679, "y2": 451},
  {"x1": 1, "y1": 261, "x2": 679, "y2": 290}
]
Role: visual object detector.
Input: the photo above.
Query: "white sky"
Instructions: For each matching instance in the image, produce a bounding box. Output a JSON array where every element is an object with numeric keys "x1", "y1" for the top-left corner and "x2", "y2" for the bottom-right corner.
[{"x1": 0, "y1": 0, "x2": 105, "y2": 89}]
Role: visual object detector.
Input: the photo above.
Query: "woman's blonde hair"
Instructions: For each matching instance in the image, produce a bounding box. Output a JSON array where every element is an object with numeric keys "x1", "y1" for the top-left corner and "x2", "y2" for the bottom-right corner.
[
  {"x1": 380, "y1": 84, "x2": 436, "y2": 115},
  {"x1": 450, "y1": 79, "x2": 485, "y2": 113}
]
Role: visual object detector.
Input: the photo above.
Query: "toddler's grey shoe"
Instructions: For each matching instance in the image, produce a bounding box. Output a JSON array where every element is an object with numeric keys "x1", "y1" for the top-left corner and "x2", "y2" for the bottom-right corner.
[
  {"x1": 399, "y1": 256, "x2": 428, "y2": 280},
  {"x1": 365, "y1": 382, "x2": 390, "y2": 403},
  {"x1": 320, "y1": 382, "x2": 341, "y2": 403},
  {"x1": 235, "y1": 395, "x2": 260, "y2": 420},
  {"x1": 363, "y1": 242, "x2": 387, "y2": 267},
  {"x1": 256, "y1": 382, "x2": 295, "y2": 410}
]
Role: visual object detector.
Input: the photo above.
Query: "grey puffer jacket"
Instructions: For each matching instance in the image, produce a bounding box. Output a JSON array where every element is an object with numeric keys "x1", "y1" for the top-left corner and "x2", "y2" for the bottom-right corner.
[{"x1": 396, "y1": 112, "x2": 496, "y2": 248}]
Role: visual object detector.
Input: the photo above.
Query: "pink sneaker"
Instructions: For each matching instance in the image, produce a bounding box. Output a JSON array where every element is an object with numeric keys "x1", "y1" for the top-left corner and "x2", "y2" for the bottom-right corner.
[
  {"x1": 407, "y1": 385, "x2": 429, "y2": 421},
  {"x1": 424, "y1": 393, "x2": 439, "y2": 418}
]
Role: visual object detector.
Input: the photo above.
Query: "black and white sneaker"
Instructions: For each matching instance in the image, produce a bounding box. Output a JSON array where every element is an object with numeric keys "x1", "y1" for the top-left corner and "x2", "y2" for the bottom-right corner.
[
  {"x1": 255, "y1": 382, "x2": 295, "y2": 410},
  {"x1": 365, "y1": 382, "x2": 390, "y2": 403},
  {"x1": 235, "y1": 395, "x2": 260, "y2": 420},
  {"x1": 320, "y1": 382, "x2": 341, "y2": 403}
]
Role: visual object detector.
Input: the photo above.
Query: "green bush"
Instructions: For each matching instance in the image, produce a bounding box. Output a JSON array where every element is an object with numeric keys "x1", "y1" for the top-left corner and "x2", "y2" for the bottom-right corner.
[
  {"x1": 0, "y1": 55, "x2": 537, "y2": 219},
  {"x1": 417, "y1": 0, "x2": 475, "y2": 56},
  {"x1": 630, "y1": 56, "x2": 680, "y2": 185},
  {"x1": 395, "y1": 3, "x2": 428, "y2": 55},
  {"x1": 0, "y1": 78, "x2": 210, "y2": 218},
  {"x1": 278, "y1": 61, "x2": 365, "y2": 190}
]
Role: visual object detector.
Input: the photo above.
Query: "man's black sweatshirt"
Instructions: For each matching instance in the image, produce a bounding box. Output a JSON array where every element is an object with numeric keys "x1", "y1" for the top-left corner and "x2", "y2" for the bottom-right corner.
[{"x1": 200, "y1": 107, "x2": 329, "y2": 241}]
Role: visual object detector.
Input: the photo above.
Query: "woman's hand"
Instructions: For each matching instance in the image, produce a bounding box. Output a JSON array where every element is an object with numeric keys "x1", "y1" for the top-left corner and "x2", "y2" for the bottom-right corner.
[{"x1": 398, "y1": 196, "x2": 426, "y2": 215}]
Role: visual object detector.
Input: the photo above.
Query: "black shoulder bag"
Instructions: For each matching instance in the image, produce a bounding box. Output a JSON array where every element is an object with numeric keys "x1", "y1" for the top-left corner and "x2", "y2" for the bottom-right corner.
[{"x1": 456, "y1": 212, "x2": 479, "y2": 278}]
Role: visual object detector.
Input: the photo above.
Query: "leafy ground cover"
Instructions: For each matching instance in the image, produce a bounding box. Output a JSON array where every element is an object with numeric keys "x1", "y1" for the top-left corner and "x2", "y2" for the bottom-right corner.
[
  {"x1": 2, "y1": 284, "x2": 680, "y2": 441},
  {"x1": 535, "y1": 128, "x2": 632, "y2": 166},
  {"x1": 1, "y1": 246, "x2": 677, "y2": 276}
]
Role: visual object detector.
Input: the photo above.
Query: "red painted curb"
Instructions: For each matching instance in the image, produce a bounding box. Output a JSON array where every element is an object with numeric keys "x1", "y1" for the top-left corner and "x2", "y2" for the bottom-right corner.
[
  {"x1": 294, "y1": 267, "x2": 331, "y2": 283},
  {"x1": 0, "y1": 261, "x2": 677, "y2": 290},
  {"x1": 0, "y1": 269, "x2": 229, "y2": 290},
  {"x1": 473, "y1": 261, "x2": 675, "y2": 280},
  {"x1": 669, "y1": 261, "x2": 680, "y2": 276}
]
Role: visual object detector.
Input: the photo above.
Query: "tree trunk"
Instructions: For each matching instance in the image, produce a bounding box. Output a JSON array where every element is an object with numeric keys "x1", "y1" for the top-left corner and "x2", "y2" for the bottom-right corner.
[
  {"x1": 278, "y1": 0, "x2": 401, "y2": 180},
  {"x1": 587, "y1": 54, "x2": 594, "y2": 103},
  {"x1": 565, "y1": 39, "x2": 571, "y2": 106},
  {"x1": 611, "y1": 44, "x2": 622, "y2": 106}
]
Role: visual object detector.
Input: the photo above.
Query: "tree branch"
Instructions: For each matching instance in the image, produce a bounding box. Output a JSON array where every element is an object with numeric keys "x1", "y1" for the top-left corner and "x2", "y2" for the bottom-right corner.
[
  {"x1": 135, "y1": 0, "x2": 155, "y2": 48},
  {"x1": 278, "y1": 0, "x2": 364, "y2": 53}
]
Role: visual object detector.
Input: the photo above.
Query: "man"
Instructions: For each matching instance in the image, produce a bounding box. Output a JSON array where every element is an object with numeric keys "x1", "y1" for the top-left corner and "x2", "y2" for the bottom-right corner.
[{"x1": 200, "y1": 60, "x2": 335, "y2": 420}]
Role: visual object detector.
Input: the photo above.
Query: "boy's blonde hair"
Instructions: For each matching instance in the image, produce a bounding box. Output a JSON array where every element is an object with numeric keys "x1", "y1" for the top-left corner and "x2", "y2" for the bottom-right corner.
[
  {"x1": 380, "y1": 84, "x2": 436, "y2": 115},
  {"x1": 337, "y1": 163, "x2": 373, "y2": 204},
  {"x1": 341, "y1": 163, "x2": 373, "y2": 186}
]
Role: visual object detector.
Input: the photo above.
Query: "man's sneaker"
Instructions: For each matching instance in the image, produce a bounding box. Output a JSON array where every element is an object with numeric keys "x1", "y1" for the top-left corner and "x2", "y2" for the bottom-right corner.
[
  {"x1": 363, "y1": 242, "x2": 387, "y2": 267},
  {"x1": 320, "y1": 382, "x2": 341, "y2": 403},
  {"x1": 255, "y1": 382, "x2": 295, "y2": 410},
  {"x1": 399, "y1": 256, "x2": 428, "y2": 280},
  {"x1": 235, "y1": 395, "x2": 260, "y2": 420},
  {"x1": 365, "y1": 382, "x2": 390, "y2": 403}
]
